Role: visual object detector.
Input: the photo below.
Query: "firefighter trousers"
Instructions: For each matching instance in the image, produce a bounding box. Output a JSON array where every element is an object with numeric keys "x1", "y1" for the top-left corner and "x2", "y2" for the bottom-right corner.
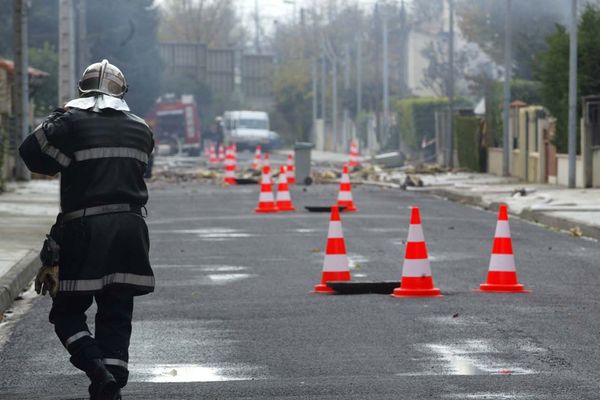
[{"x1": 49, "y1": 288, "x2": 134, "y2": 388}]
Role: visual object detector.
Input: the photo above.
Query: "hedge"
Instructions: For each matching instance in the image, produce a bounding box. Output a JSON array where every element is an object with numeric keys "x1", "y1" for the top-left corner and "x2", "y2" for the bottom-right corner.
[
  {"x1": 0, "y1": 125, "x2": 6, "y2": 191},
  {"x1": 455, "y1": 115, "x2": 484, "y2": 172},
  {"x1": 394, "y1": 97, "x2": 449, "y2": 152}
]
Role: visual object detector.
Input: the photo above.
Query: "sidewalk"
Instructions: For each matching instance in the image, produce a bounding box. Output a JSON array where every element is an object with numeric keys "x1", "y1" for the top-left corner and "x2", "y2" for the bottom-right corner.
[
  {"x1": 265, "y1": 148, "x2": 600, "y2": 240},
  {"x1": 0, "y1": 180, "x2": 58, "y2": 315},
  {"x1": 376, "y1": 170, "x2": 600, "y2": 240}
]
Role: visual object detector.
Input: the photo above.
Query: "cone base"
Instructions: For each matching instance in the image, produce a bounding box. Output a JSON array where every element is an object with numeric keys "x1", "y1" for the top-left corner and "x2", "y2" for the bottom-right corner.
[
  {"x1": 312, "y1": 283, "x2": 336, "y2": 294},
  {"x1": 224, "y1": 179, "x2": 237, "y2": 185},
  {"x1": 255, "y1": 206, "x2": 279, "y2": 213},
  {"x1": 276, "y1": 205, "x2": 296, "y2": 212},
  {"x1": 477, "y1": 283, "x2": 529, "y2": 293},
  {"x1": 335, "y1": 203, "x2": 358, "y2": 212},
  {"x1": 391, "y1": 287, "x2": 442, "y2": 298}
]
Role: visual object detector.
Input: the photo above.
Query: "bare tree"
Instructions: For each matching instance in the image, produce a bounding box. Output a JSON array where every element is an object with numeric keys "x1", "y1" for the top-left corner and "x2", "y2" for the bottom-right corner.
[{"x1": 159, "y1": 0, "x2": 247, "y2": 48}]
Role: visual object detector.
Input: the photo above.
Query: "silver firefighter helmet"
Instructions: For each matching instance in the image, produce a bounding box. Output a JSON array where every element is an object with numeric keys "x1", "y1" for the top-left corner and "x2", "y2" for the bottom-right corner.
[{"x1": 78, "y1": 59, "x2": 128, "y2": 98}]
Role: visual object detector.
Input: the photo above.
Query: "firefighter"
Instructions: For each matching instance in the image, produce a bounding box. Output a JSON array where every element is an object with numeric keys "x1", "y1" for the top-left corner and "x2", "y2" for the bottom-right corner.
[{"x1": 19, "y1": 59, "x2": 155, "y2": 400}]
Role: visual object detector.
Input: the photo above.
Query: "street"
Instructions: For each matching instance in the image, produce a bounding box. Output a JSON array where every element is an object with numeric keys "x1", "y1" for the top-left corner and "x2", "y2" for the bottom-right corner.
[{"x1": 1, "y1": 177, "x2": 599, "y2": 399}]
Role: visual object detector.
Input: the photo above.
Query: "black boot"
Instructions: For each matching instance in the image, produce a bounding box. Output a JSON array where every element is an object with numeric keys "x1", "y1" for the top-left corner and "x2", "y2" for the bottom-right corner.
[{"x1": 86, "y1": 359, "x2": 119, "y2": 400}]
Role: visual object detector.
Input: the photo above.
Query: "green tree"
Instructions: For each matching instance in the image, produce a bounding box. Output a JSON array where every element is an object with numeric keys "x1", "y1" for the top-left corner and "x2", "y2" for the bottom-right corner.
[
  {"x1": 29, "y1": 42, "x2": 58, "y2": 116},
  {"x1": 457, "y1": 0, "x2": 567, "y2": 80},
  {"x1": 535, "y1": 5, "x2": 600, "y2": 153},
  {"x1": 272, "y1": 60, "x2": 312, "y2": 144}
]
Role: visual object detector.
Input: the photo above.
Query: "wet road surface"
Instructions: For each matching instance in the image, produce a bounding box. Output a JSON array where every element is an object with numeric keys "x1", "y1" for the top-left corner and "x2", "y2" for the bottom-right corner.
[{"x1": 1, "y1": 180, "x2": 600, "y2": 399}]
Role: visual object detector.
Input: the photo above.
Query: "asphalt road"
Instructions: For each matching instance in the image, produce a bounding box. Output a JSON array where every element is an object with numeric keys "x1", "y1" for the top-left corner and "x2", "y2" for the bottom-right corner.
[{"x1": 1, "y1": 177, "x2": 600, "y2": 399}]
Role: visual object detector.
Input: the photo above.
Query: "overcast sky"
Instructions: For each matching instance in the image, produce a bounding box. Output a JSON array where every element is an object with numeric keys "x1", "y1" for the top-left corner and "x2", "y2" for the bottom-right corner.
[{"x1": 236, "y1": 0, "x2": 384, "y2": 24}]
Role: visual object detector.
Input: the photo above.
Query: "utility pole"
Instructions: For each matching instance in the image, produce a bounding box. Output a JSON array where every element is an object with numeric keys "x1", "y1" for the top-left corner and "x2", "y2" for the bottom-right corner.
[
  {"x1": 13, "y1": 0, "x2": 30, "y2": 181},
  {"x1": 59, "y1": 0, "x2": 76, "y2": 106},
  {"x1": 312, "y1": 57, "x2": 318, "y2": 144},
  {"x1": 356, "y1": 34, "x2": 362, "y2": 116},
  {"x1": 446, "y1": 0, "x2": 455, "y2": 169},
  {"x1": 343, "y1": 44, "x2": 350, "y2": 151},
  {"x1": 502, "y1": 0, "x2": 512, "y2": 177},
  {"x1": 382, "y1": 11, "x2": 390, "y2": 147},
  {"x1": 253, "y1": 0, "x2": 262, "y2": 53},
  {"x1": 76, "y1": 0, "x2": 89, "y2": 76},
  {"x1": 323, "y1": 39, "x2": 339, "y2": 152},
  {"x1": 568, "y1": 0, "x2": 578, "y2": 188},
  {"x1": 332, "y1": 57, "x2": 338, "y2": 152},
  {"x1": 321, "y1": 51, "x2": 327, "y2": 135}
]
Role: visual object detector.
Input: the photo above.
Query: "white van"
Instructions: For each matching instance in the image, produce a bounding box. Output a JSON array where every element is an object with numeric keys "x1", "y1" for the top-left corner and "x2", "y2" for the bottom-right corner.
[{"x1": 222, "y1": 110, "x2": 280, "y2": 151}]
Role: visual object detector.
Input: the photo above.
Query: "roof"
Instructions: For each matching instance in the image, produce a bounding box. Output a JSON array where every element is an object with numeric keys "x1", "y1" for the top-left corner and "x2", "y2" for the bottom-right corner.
[
  {"x1": 510, "y1": 100, "x2": 528, "y2": 109},
  {"x1": 0, "y1": 58, "x2": 49, "y2": 78},
  {"x1": 224, "y1": 110, "x2": 268, "y2": 119}
]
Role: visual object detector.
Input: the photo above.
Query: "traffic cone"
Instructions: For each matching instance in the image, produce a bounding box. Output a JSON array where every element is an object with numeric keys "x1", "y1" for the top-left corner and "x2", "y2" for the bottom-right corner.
[
  {"x1": 208, "y1": 144, "x2": 218, "y2": 164},
  {"x1": 263, "y1": 152, "x2": 270, "y2": 170},
  {"x1": 335, "y1": 164, "x2": 358, "y2": 212},
  {"x1": 223, "y1": 146, "x2": 237, "y2": 185},
  {"x1": 232, "y1": 144, "x2": 238, "y2": 169},
  {"x1": 313, "y1": 206, "x2": 351, "y2": 293},
  {"x1": 255, "y1": 165, "x2": 278, "y2": 213},
  {"x1": 218, "y1": 144, "x2": 225, "y2": 163},
  {"x1": 478, "y1": 205, "x2": 529, "y2": 293},
  {"x1": 392, "y1": 207, "x2": 442, "y2": 298},
  {"x1": 252, "y1": 145, "x2": 262, "y2": 170},
  {"x1": 286, "y1": 153, "x2": 296, "y2": 184},
  {"x1": 348, "y1": 140, "x2": 360, "y2": 167},
  {"x1": 275, "y1": 166, "x2": 296, "y2": 211}
]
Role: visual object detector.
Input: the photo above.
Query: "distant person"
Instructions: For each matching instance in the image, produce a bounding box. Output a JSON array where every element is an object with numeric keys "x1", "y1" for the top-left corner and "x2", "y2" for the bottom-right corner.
[{"x1": 19, "y1": 59, "x2": 155, "y2": 400}]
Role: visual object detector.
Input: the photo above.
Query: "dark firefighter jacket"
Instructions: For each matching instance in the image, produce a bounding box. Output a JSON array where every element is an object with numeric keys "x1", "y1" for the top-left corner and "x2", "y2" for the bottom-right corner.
[{"x1": 19, "y1": 107, "x2": 155, "y2": 296}]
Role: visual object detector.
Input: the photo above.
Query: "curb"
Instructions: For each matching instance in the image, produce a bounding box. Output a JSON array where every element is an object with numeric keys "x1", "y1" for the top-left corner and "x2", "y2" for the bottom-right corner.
[
  {"x1": 424, "y1": 187, "x2": 600, "y2": 241},
  {"x1": 0, "y1": 250, "x2": 40, "y2": 316}
]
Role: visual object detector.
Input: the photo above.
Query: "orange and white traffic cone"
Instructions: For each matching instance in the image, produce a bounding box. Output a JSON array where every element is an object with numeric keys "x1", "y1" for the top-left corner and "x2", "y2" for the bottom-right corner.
[
  {"x1": 348, "y1": 140, "x2": 360, "y2": 167},
  {"x1": 223, "y1": 146, "x2": 237, "y2": 185},
  {"x1": 263, "y1": 152, "x2": 270, "y2": 170},
  {"x1": 313, "y1": 206, "x2": 351, "y2": 293},
  {"x1": 286, "y1": 153, "x2": 296, "y2": 184},
  {"x1": 232, "y1": 144, "x2": 238, "y2": 169},
  {"x1": 275, "y1": 166, "x2": 296, "y2": 211},
  {"x1": 335, "y1": 164, "x2": 358, "y2": 212},
  {"x1": 209, "y1": 144, "x2": 218, "y2": 164},
  {"x1": 478, "y1": 205, "x2": 529, "y2": 293},
  {"x1": 255, "y1": 165, "x2": 278, "y2": 213},
  {"x1": 392, "y1": 207, "x2": 442, "y2": 298},
  {"x1": 252, "y1": 145, "x2": 262, "y2": 170},
  {"x1": 218, "y1": 144, "x2": 225, "y2": 163}
]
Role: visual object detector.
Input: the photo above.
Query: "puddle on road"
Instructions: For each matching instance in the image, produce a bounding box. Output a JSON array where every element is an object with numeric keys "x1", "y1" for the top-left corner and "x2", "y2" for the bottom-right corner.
[
  {"x1": 153, "y1": 265, "x2": 247, "y2": 272},
  {"x1": 444, "y1": 393, "x2": 535, "y2": 399},
  {"x1": 207, "y1": 273, "x2": 253, "y2": 284},
  {"x1": 152, "y1": 228, "x2": 254, "y2": 241},
  {"x1": 364, "y1": 227, "x2": 406, "y2": 233},
  {"x1": 400, "y1": 340, "x2": 535, "y2": 376},
  {"x1": 153, "y1": 265, "x2": 254, "y2": 286},
  {"x1": 348, "y1": 254, "x2": 369, "y2": 270},
  {"x1": 131, "y1": 363, "x2": 259, "y2": 383},
  {"x1": 294, "y1": 228, "x2": 319, "y2": 233},
  {"x1": 429, "y1": 253, "x2": 481, "y2": 262}
]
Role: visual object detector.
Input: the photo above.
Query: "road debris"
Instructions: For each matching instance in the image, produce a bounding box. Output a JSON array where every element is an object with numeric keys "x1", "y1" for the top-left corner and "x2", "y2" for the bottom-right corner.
[{"x1": 569, "y1": 226, "x2": 583, "y2": 237}]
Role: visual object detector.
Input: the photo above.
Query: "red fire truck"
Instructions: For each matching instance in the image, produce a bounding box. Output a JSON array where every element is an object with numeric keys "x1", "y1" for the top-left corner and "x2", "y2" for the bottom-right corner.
[{"x1": 146, "y1": 94, "x2": 201, "y2": 156}]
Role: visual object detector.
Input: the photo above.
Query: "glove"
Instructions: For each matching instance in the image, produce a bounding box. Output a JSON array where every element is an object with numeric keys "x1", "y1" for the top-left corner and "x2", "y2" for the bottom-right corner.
[{"x1": 35, "y1": 265, "x2": 59, "y2": 297}]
